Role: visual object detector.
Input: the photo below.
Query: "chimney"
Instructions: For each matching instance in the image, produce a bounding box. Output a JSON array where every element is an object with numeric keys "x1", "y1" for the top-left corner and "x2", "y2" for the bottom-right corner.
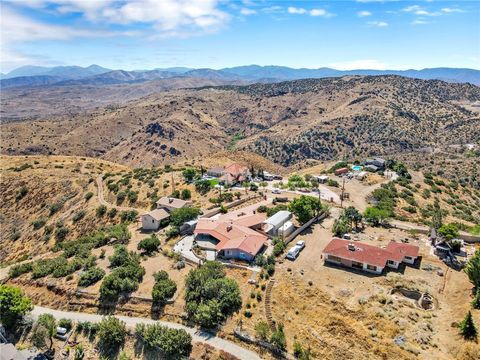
[
  {"x1": 348, "y1": 243, "x2": 356, "y2": 251},
  {"x1": 227, "y1": 225, "x2": 233, "y2": 232}
]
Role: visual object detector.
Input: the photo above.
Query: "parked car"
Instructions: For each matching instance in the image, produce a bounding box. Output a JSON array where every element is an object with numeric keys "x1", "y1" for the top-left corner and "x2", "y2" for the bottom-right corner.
[
  {"x1": 286, "y1": 246, "x2": 301, "y2": 260},
  {"x1": 296, "y1": 240, "x2": 305, "y2": 250},
  {"x1": 342, "y1": 233, "x2": 351, "y2": 240},
  {"x1": 272, "y1": 188, "x2": 282, "y2": 194}
]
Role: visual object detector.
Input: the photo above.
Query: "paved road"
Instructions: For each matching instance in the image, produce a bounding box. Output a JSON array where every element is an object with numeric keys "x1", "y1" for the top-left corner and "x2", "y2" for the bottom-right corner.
[
  {"x1": 31, "y1": 306, "x2": 261, "y2": 360},
  {"x1": 264, "y1": 183, "x2": 340, "y2": 204},
  {"x1": 96, "y1": 176, "x2": 144, "y2": 213}
]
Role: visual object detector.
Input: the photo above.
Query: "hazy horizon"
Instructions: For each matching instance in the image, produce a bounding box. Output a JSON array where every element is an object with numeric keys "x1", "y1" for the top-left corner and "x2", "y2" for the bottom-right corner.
[{"x1": 1, "y1": 0, "x2": 479, "y2": 73}]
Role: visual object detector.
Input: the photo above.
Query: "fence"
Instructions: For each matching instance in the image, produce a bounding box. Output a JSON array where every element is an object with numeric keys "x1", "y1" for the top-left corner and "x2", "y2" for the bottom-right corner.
[
  {"x1": 284, "y1": 212, "x2": 329, "y2": 245},
  {"x1": 201, "y1": 195, "x2": 262, "y2": 218}
]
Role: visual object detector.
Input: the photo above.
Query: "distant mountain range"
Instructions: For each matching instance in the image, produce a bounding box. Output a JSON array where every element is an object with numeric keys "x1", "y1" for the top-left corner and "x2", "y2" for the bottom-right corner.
[{"x1": 1, "y1": 64, "x2": 479, "y2": 88}]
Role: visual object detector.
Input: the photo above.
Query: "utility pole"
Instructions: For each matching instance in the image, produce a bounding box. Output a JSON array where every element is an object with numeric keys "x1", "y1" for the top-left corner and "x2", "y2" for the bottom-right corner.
[
  {"x1": 317, "y1": 186, "x2": 322, "y2": 219},
  {"x1": 340, "y1": 177, "x2": 346, "y2": 208},
  {"x1": 171, "y1": 173, "x2": 175, "y2": 194}
]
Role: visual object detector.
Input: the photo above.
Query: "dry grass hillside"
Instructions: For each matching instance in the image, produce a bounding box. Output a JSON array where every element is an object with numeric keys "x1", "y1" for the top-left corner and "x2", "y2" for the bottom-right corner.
[
  {"x1": 0, "y1": 156, "x2": 128, "y2": 263},
  {"x1": 2, "y1": 76, "x2": 479, "y2": 172}
]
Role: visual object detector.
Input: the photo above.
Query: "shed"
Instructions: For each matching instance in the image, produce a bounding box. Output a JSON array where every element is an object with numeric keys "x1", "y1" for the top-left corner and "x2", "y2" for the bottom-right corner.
[
  {"x1": 141, "y1": 208, "x2": 170, "y2": 231},
  {"x1": 316, "y1": 175, "x2": 329, "y2": 184},
  {"x1": 334, "y1": 167, "x2": 349, "y2": 176},
  {"x1": 264, "y1": 210, "x2": 292, "y2": 236}
]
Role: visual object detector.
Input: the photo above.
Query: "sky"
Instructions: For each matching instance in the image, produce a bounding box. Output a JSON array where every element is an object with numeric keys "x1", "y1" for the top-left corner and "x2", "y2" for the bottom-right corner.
[{"x1": 1, "y1": 0, "x2": 479, "y2": 73}]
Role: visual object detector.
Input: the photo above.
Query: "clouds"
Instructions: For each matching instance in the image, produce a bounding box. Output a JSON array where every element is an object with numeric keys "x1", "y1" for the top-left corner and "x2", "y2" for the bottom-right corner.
[
  {"x1": 367, "y1": 21, "x2": 388, "y2": 27},
  {"x1": 288, "y1": 6, "x2": 333, "y2": 17},
  {"x1": 357, "y1": 11, "x2": 372, "y2": 17}
]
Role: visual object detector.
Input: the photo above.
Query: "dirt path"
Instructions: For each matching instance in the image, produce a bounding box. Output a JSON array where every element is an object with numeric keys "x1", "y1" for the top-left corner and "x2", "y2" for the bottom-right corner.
[
  {"x1": 95, "y1": 176, "x2": 144, "y2": 213},
  {"x1": 31, "y1": 306, "x2": 261, "y2": 359}
]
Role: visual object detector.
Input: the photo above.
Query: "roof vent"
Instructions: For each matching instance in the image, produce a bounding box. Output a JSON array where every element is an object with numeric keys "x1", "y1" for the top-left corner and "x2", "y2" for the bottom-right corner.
[
  {"x1": 348, "y1": 243, "x2": 356, "y2": 251},
  {"x1": 227, "y1": 225, "x2": 233, "y2": 232}
]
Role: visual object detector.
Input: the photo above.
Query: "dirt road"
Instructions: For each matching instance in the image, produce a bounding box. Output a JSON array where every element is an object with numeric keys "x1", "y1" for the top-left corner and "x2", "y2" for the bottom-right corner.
[{"x1": 31, "y1": 306, "x2": 262, "y2": 359}]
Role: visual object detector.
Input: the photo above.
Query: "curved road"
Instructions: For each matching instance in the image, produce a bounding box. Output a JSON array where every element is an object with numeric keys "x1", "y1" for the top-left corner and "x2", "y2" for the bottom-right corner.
[{"x1": 31, "y1": 306, "x2": 261, "y2": 359}]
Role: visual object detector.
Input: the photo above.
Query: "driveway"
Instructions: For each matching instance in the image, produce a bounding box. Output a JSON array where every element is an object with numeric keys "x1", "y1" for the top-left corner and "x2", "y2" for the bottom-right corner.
[
  {"x1": 264, "y1": 183, "x2": 340, "y2": 204},
  {"x1": 173, "y1": 235, "x2": 202, "y2": 265},
  {"x1": 31, "y1": 306, "x2": 261, "y2": 360}
]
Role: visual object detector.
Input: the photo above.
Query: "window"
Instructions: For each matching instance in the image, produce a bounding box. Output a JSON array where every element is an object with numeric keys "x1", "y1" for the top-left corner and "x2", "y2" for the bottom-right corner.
[
  {"x1": 366, "y1": 264, "x2": 377, "y2": 271},
  {"x1": 387, "y1": 260, "x2": 396, "y2": 265},
  {"x1": 352, "y1": 261, "x2": 363, "y2": 269}
]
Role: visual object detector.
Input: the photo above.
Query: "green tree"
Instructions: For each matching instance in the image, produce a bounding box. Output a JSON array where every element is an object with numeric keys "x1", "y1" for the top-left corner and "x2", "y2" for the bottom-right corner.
[
  {"x1": 98, "y1": 316, "x2": 126, "y2": 349},
  {"x1": 465, "y1": 249, "x2": 480, "y2": 289},
  {"x1": 438, "y1": 223, "x2": 460, "y2": 241},
  {"x1": 459, "y1": 311, "x2": 477, "y2": 340},
  {"x1": 195, "y1": 179, "x2": 212, "y2": 194},
  {"x1": 332, "y1": 217, "x2": 351, "y2": 237},
  {"x1": 184, "y1": 261, "x2": 241, "y2": 328},
  {"x1": 135, "y1": 323, "x2": 192, "y2": 358},
  {"x1": 137, "y1": 235, "x2": 160, "y2": 255},
  {"x1": 363, "y1": 207, "x2": 389, "y2": 226},
  {"x1": 182, "y1": 168, "x2": 197, "y2": 182},
  {"x1": 343, "y1": 206, "x2": 363, "y2": 229},
  {"x1": 170, "y1": 207, "x2": 200, "y2": 227},
  {"x1": 288, "y1": 195, "x2": 323, "y2": 224},
  {"x1": 0, "y1": 285, "x2": 33, "y2": 328},
  {"x1": 37, "y1": 313, "x2": 56, "y2": 349},
  {"x1": 431, "y1": 199, "x2": 443, "y2": 230}
]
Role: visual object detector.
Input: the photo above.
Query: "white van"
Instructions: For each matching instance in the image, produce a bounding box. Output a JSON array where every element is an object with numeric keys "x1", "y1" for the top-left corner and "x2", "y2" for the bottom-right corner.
[{"x1": 286, "y1": 246, "x2": 301, "y2": 260}]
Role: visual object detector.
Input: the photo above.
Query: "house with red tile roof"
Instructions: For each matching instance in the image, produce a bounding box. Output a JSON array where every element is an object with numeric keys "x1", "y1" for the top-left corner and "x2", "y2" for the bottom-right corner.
[
  {"x1": 322, "y1": 238, "x2": 419, "y2": 274},
  {"x1": 206, "y1": 163, "x2": 250, "y2": 185},
  {"x1": 194, "y1": 212, "x2": 267, "y2": 262}
]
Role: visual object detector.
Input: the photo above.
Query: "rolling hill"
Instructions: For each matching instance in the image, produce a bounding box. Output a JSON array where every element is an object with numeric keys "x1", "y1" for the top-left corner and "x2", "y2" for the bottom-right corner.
[{"x1": 2, "y1": 76, "x2": 479, "y2": 187}]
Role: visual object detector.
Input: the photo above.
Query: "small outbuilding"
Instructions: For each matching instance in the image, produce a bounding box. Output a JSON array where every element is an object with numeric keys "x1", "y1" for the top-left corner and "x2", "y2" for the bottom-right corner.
[
  {"x1": 315, "y1": 175, "x2": 329, "y2": 184},
  {"x1": 156, "y1": 197, "x2": 192, "y2": 212},
  {"x1": 264, "y1": 210, "x2": 293, "y2": 236},
  {"x1": 141, "y1": 208, "x2": 170, "y2": 231},
  {"x1": 334, "y1": 167, "x2": 349, "y2": 176}
]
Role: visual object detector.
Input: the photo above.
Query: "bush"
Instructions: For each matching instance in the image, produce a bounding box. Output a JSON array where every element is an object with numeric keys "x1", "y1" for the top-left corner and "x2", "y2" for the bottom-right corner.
[
  {"x1": 116, "y1": 191, "x2": 126, "y2": 204},
  {"x1": 9, "y1": 262, "x2": 33, "y2": 278},
  {"x1": 49, "y1": 201, "x2": 64, "y2": 216},
  {"x1": 288, "y1": 195, "x2": 324, "y2": 224},
  {"x1": 127, "y1": 191, "x2": 138, "y2": 203},
  {"x1": 72, "y1": 210, "x2": 86, "y2": 223},
  {"x1": 255, "y1": 321, "x2": 270, "y2": 340},
  {"x1": 58, "y1": 318, "x2": 72, "y2": 331},
  {"x1": 270, "y1": 324, "x2": 287, "y2": 351},
  {"x1": 181, "y1": 189, "x2": 191, "y2": 200},
  {"x1": 84, "y1": 192, "x2": 94, "y2": 201},
  {"x1": 120, "y1": 210, "x2": 138, "y2": 223},
  {"x1": 135, "y1": 323, "x2": 192, "y2": 358},
  {"x1": 152, "y1": 271, "x2": 177, "y2": 305},
  {"x1": 55, "y1": 226, "x2": 69, "y2": 242},
  {"x1": 98, "y1": 316, "x2": 126, "y2": 349},
  {"x1": 107, "y1": 208, "x2": 117, "y2": 218},
  {"x1": 32, "y1": 218, "x2": 47, "y2": 230},
  {"x1": 137, "y1": 235, "x2": 160, "y2": 255},
  {"x1": 78, "y1": 267, "x2": 105, "y2": 287},
  {"x1": 16, "y1": 186, "x2": 28, "y2": 201},
  {"x1": 96, "y1": 205, "x2": 107, "y2": 217},
  {"x1": 459, "y1": 311, "x2": 477, "y2": 340},
  {"x1": 327, "y1": 179, "x2": 339, "y2": 187}
]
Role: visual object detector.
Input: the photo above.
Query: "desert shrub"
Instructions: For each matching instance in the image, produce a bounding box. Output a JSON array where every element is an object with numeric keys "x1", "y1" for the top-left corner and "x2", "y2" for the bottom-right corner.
[
  {"x1": 55, "y1": 226, "x2": 69, "y2": 242},
  {"x1": 107, "y1": 208, "x2": 117, "y2": 218},
  {"x1": 49, "y1": 201, "x2": 64, "y2": 216},
  {"x1": 120, "y1": 210, "x2": 138, "y2": 223},
  {"x1": 15, "y1": 186, "x2": 28, "y2": 201},
  {"x1": 32, "y1": 218, "x2": 47, "y2": 230},
  {"x1": 116, "y1": 192, "x2": 126, "y2": 204},
  {"x1": 98, "y1": 316, "x2": 126, "y2": 350},
  {"x1": 270, "y1": 324, "x2": 287, "y2": 351},
  {"x1": 137, "y1": 235, "x2": 160, "y2": 255},
  {"x1": 84, "y1": 192, "x2": 94, "y2": 201},
  {"x1": 9, "y1": 262, "x2": 33, "y2": 278},
  {"x1": 96, "y1": 205, "x2": 107, "y2": 217},
  {"x1": 181, "y1": 189, "x2": 191, "y2": 200},
  {"x1": 72, "y1": 210, "x2": 86, "y2": 223},
  {"x1": 78, "y1": 267, "x2": 105, "y2": 287}
]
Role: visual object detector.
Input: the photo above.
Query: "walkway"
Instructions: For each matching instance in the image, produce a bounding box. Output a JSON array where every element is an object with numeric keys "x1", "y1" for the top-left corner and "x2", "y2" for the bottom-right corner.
[{"x1": 31, "y1": 306, "x2": 261, "y2": 360}]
